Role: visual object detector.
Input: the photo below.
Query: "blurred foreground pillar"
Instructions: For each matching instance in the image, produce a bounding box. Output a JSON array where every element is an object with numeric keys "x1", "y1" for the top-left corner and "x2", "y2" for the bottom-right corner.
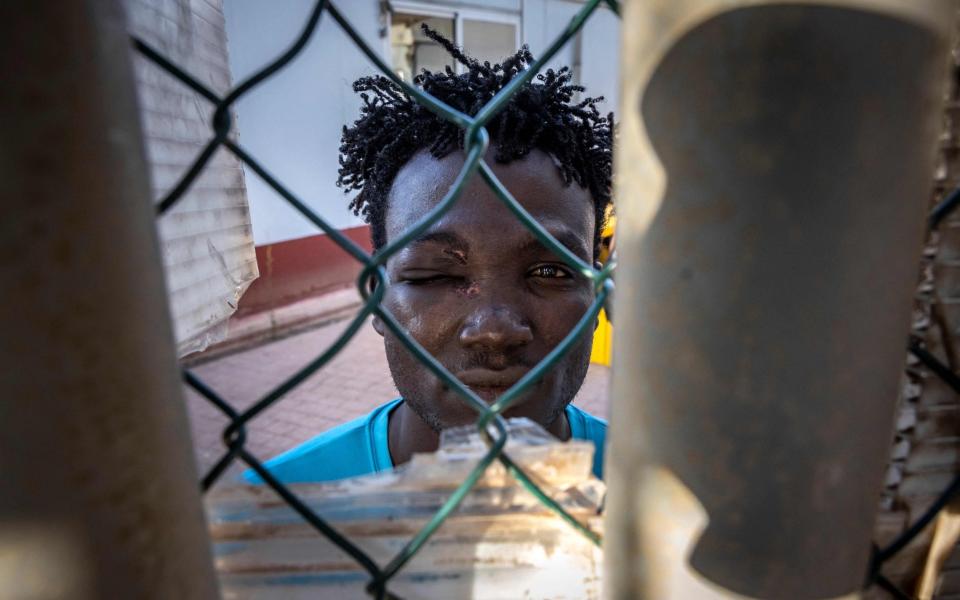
[
  {"x1": 605, "y1": 1, "x2": 955, "y2": 598},
  {"x1": 0, "y1": 3, "x2": 218, "y2": 598}
]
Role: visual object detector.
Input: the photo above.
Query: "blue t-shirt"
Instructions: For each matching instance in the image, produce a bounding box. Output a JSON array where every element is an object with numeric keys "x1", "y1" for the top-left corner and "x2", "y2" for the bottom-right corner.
[{"x1": 244, "y1": 399, "x2": 607, "y2": 484}]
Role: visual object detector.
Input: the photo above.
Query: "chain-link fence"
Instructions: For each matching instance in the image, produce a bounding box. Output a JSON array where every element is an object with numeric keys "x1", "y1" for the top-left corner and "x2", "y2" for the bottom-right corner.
[{"x1": 132, "y1": 1, "x2": 960, "y2": 597}]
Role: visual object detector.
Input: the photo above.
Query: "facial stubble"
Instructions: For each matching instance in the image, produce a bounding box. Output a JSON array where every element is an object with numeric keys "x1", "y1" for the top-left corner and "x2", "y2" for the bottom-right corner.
[{"x1": 384, "y1": 330, "x2": 594, "y2": 435}]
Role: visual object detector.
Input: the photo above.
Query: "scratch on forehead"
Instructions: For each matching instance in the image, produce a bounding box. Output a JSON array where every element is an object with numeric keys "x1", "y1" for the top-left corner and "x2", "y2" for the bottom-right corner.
[{"x1": 405, "y1": 231, "x2": 470, "y2": 259}]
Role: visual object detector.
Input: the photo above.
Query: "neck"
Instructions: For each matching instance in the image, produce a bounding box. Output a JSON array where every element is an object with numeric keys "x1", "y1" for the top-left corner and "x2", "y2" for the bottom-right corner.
[
  {"x1": 387, "y1": 401, "x2": 438, "y2": 467},
  {"x1": 386, "y1": 400, "x2": 571, "y2": 467}
]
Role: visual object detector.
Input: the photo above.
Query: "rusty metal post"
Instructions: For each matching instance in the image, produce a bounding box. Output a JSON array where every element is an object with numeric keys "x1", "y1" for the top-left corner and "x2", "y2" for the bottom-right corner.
[
  {"x1": 0, "y1": 2, "x2": 219, "y2": 599},
  {"x1": 605, "y1": 1, "x2": 955, "y2": 598}
]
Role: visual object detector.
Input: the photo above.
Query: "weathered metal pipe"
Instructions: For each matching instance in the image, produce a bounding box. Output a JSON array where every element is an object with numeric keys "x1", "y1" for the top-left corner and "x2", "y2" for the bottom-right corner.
[
  {"x1": 0, "y1": 2, "x2": 218, "y2": 598},
  {"x1": 604, "y1": 1, "x2": 955, "y2": 598}
]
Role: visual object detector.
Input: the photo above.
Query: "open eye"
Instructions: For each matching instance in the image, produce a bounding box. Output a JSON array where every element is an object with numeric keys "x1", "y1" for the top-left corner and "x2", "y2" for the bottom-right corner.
[{"x1": 529, "y1": 264, "x2": 572, "y2": 279}]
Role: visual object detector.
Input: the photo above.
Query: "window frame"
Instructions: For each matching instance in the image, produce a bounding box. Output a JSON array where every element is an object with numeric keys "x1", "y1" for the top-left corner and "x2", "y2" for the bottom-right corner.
[{"x1": 385, "y1": 1, "x2": 522, "y2": 75}]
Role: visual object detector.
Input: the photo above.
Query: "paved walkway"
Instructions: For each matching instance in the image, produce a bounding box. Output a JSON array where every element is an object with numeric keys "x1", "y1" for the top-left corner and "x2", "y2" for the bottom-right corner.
[{"x1": 183, "y1": 314, "x2": 610, "y2": 484}]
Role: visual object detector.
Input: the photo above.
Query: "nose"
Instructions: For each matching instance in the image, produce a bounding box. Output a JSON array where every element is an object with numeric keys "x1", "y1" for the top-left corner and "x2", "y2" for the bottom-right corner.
[{"x1": 459, "y1": 305, "x2": 533, "y2": 352}]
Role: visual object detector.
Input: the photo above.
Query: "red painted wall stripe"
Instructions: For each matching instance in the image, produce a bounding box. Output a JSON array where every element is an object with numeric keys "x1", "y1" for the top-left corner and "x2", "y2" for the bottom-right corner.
[{"x1": 237, "y1": 225, "x2": 373, "y2": 316}]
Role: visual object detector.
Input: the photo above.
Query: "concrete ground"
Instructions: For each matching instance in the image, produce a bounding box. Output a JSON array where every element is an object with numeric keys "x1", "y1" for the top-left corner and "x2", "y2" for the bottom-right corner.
[{"x1": 182, "y1": 313, "x2": 611, "y2": 484}]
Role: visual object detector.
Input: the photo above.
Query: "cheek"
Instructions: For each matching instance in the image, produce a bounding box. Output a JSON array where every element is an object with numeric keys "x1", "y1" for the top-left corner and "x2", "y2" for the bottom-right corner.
[
  {"x1": 383, "y1": 285, "x2": 462, "y2": 353},
  {"x1": 534, "y1": 290, "x2": 596, "y2": 348}
]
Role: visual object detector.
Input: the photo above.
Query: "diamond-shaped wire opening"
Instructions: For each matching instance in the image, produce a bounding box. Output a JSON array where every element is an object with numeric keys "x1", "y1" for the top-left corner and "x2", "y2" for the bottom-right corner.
[
  {"x1": 138, "y1": 0, "x2": 618, "y2": 595},
  {"x1": 134, "y1": 0, "x2": 960, "y2": 596}
]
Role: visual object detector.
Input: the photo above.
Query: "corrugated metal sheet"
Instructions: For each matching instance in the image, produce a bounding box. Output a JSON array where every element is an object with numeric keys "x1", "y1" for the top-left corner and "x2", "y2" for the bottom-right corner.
[
  {"x1": 873, "y1": 17, "x2": 960, "y2": 597},
  {"x1": 126, "y1": 0, "x2": 258, "y2": 357},
  {"x1": 205, "y1": 419, "x2": 604, "y2": 599}
]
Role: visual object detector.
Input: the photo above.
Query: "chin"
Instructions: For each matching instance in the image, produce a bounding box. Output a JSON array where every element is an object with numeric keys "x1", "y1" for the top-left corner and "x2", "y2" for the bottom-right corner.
[
  {"x1": 437, "y1": 403, "x2": 485, "y2": 429},
  {"x1": 405, "y1": 380, "x2": 567, "y2": 432}
]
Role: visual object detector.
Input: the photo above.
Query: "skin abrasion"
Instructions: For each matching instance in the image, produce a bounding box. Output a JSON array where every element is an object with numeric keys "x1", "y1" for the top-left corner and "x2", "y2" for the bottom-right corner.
[
  {"x1": 443, "y1": 248, "x2": 468, "y2": 265},
  {"x1": 456, "y1": 280, "x2": 481, "y2": 298},
  {"x1": 336, "y1": 26, "x2": 614, "y2": 468},
  {"x1": 375, "y1": 149, "x2": 597, "y2": 465}
]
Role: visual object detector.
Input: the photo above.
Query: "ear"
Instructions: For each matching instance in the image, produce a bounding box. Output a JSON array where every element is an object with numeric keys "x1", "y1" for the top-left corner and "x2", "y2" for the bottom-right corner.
[
  {"x1": 594, "y1": 260, "x2": 615, "y2": 325},
  {"x1": 367, "y1": 259, "x2": 386, "y2": 338}
]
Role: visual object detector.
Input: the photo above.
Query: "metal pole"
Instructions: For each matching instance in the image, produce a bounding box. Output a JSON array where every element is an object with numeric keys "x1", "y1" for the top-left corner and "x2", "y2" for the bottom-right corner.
[
  {"x1": 605, "y1": 1, "x2": 955, "y2": 598},
  {"x1": 0, "y1": 2, "x2": 219, "y2": 598}
]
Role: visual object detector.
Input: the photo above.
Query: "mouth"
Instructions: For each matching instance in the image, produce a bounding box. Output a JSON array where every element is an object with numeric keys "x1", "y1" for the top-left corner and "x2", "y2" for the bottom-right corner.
[{"x1": 456, "y1": 366, "x2": 530, "y2": 403}]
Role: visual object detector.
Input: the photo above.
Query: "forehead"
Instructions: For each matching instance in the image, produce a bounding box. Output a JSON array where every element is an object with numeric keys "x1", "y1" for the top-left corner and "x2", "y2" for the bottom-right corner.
[{"x1": 384, "y1": 149, "x2": 595, "y2": 254}]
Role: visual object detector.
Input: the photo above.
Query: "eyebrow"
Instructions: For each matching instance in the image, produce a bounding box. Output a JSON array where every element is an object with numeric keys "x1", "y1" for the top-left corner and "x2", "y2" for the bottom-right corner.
[
  {"x1": 404, "y1": 226, "x2": 588, "y2": 262},
  {"x1": 519, "y1": 226, "x2": 591, "y2": 262},
  {"x1": 407, "y1": 231, "x2": 470, "y2": 252}
]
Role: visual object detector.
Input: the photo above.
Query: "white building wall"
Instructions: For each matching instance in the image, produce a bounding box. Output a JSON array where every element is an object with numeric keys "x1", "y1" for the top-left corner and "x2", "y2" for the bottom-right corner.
[
  {"x1": 223, "y1": 0, "x2": 620, "y2": 248},
  {"x1": 524, "y1": 0, "x2": 621, "y2": 116},
  {"x1": 577, "y1": 5, "x2": 621, "y2": 116},
  {"x1": 223, "y1": 0, "x2": 381, "y2": 246}
]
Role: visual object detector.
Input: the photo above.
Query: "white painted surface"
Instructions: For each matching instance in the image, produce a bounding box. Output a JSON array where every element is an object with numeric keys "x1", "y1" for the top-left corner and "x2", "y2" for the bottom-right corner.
[
  {"x1": 127, "y1": 0, "x2": 259, "y2": 357},
  {"x1": 525, "y1": 0, "x2": 621, "y2": 116},
  {"x1": 579, "y1": 5, "x2": 622, "y2": 117},
  {"x1": 223, "y1": 0, "x2": 381, "y2": 245},
  {"x1": 223, "y1": 0, "x2": 620, "y2": 247}
]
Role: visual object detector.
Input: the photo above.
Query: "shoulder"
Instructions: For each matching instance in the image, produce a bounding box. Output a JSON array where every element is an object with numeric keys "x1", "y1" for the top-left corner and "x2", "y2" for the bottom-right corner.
[
  {"x1": 565, "y1": 404, "x2": 607, "y2": 480},
  {"x1": 244, "y1": 399, "x2": 401, "y2": 484},
  {"x1": 566, "y1": 403, "x2": 607, "y2": 441}
]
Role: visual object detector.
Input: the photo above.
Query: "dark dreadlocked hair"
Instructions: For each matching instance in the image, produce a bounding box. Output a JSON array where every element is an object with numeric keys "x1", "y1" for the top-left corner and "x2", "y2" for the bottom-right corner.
[{"x1": 337, "y1": 26, "x2": 614, "y2": 257}]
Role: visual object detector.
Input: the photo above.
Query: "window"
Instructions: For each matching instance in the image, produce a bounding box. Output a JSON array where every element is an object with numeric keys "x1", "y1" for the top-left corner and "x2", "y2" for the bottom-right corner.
[
  {"x1": 461, "y1": 18, "x2": 518, "y2": 68},
  {"x1": 391, "y1": 13, "x2": 455, "y2": 82},
  {"x1": 387, "y1": 2, "x2": 520, "y2": 78}
]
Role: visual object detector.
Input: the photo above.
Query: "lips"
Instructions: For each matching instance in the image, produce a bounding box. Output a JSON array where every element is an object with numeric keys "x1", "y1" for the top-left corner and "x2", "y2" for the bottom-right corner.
[{"x1": 457, "y1": 366, "x2": 530, "y2": 401}]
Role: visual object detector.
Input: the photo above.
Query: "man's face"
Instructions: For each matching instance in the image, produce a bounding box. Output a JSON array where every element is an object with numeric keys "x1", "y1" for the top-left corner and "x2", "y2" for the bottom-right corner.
[{"x1": 373, "y1": 148, "x2": 597, "y2": 431}]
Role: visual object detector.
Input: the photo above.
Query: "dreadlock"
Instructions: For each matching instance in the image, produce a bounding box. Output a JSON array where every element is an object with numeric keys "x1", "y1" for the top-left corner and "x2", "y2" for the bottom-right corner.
[{"x1": 337, "y1": 25, "x2": 614, "y2": 256}]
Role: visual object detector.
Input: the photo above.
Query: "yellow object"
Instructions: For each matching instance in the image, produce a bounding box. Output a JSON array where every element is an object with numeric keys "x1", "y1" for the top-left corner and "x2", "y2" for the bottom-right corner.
[
  {"x1": 591, "y1": 210, "x2": 616, "y2": 366},
  {"x1": 590, "y1": 308, "x2": 613, "y2": 366},
  {"x1": 597, "y1": 212, "x2": 616, "y2": 264}
]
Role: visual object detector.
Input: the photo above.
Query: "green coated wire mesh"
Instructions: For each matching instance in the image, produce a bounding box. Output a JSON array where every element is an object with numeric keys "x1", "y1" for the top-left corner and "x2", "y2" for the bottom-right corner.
[
  {"x1": 135, "y1": 1, "x2": 618, "y2": 597},
  {"x1": 132, "y1": 1, "x2": 960, "y2": 597}
]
